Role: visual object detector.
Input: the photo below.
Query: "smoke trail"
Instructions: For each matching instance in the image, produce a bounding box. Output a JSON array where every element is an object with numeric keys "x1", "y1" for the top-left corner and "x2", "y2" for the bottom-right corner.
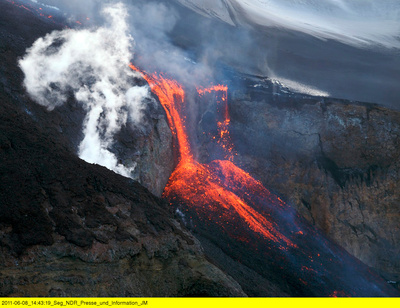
[
  {"x1": 270, "y1": 77, "x2": 330, "y2": 97},
  {"x1": 19, "y1": 2, "x2": 150, "y2": 178}
]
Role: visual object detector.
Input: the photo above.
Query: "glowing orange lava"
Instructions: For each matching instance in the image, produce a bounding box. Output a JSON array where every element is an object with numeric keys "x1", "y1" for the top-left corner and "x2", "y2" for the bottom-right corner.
[
  {"x1": 130, "y1": 64, "x2": 295, "y2": 248},
  {"x1": 129, "y1": 64, "x2": 192, "y2": 164}
]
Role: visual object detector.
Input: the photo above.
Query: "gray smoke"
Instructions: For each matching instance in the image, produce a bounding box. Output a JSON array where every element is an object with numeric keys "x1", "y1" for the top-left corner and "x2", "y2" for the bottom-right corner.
[
  {"x1": 127, "y1": 1, "x2": 213, "y2": 85},
  {"x1": 19, "y1": 2, "x2": 151, "y2": 177}
]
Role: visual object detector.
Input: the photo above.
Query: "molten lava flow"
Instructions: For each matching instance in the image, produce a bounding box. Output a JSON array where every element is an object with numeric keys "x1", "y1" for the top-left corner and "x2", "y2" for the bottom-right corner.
[
  {"x1": 130, "y1": 64, "x2": 295, "y2": 248},
  {"x1": 165, "y1": 159, "x2": 295, "y2": 248},
  {"x1": 129, "y1": 64, "x2": 192, "y2": 164}
]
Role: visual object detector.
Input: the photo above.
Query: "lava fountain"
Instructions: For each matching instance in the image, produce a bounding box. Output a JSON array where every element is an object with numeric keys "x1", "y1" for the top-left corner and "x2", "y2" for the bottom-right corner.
[{"x1": 129, "y1": 64, "x2": 399, "y2": 297}]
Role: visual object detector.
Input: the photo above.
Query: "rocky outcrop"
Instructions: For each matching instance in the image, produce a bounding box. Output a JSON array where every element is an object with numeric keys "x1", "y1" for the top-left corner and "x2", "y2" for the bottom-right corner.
[
  {"x1": 200, "y1": 84, "x2": 400, "y2": 283},
  {"x1": 112, "y1": 99, "x2": 174, "y2": 197}
]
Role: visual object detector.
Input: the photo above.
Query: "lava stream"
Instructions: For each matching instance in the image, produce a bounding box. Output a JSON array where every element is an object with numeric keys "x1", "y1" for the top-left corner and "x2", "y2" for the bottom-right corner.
[
  {"x1": 129, "y1": 64, "x2": 192, "y2": 164},
  {"x1": 130, "y1": 64, "x2": 294, "y2": 248}
]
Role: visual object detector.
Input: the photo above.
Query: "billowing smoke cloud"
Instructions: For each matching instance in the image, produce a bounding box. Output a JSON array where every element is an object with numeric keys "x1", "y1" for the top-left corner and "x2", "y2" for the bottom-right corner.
[{"x1": 19, "y1": 2, "x2": 151, "y2": 178}]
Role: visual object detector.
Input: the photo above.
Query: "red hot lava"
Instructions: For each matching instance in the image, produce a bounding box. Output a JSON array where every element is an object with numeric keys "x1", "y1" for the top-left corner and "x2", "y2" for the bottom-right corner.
[{"x1": 130, "y1": 64, "x2": 295, "y2": 249}]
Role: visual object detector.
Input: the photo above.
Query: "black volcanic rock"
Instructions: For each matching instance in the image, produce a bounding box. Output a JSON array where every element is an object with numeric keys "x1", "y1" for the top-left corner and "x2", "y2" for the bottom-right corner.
[{"x1": 0, "y1": 0, "x2": 244, "y2": 297}]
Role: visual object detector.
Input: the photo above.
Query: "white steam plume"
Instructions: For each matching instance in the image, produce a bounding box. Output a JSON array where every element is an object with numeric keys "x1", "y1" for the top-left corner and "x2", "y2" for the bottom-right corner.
[{"x1": 19, "y1": 2, "x2": 150, "y2": 178}]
